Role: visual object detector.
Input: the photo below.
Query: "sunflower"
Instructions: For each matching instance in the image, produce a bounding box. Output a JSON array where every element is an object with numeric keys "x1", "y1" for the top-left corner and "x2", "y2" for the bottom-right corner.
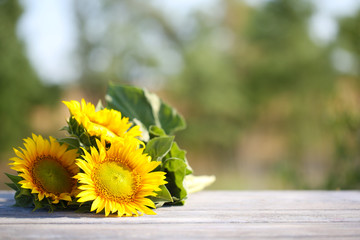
[
  {"x1": 63, "y1": 99, "x2": 141, "y2": 143},
  {"x1": 75, "y1": 138, "x2": 167, "y2": 216},
  {"x1": 9, "y1": 134, "x2": 79, "y2": 204}
]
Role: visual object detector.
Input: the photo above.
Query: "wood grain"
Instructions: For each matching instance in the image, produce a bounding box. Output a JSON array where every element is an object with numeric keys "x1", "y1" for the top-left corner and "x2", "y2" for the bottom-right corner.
[{"x1": 0, "y1": 190, "x2": 359, "y2": 239}]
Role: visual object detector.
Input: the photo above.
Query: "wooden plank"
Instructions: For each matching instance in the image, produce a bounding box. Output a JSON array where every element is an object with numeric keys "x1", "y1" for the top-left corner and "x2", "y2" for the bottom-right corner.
[
  {"x1": 1, "y1": 223, "x2": 360, "y2": 239},
  {"x1": 0, "y1": 191, "x2": 360, "y2": 239}
]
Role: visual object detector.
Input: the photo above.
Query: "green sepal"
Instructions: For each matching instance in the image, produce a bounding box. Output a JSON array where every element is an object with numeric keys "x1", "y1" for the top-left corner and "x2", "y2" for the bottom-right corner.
[
  {"x1": 79, "y1": 132, "x2": 92, "y2": 147},
  {"x1": 33, "y1": 198, "x2": 44, "y2": 211},
  {"x1": 6, "y1": 173, "x2": 32, "y2": 207},
  {"x1": 43, "y1": 198, "x2": 57, "y2": 213},
  {"x1": 74, "y1": 204, "x2": 92, "y2": 213},
  {"x1": 63, "y1": 116, "x2": 97, "y2": 151},
  {"x1": 5, "y1": 182, "x2": 18, "y2": 191},
  {"x1": 66, "y1": 117, "x2": 81, "y2": 135},
  {"x1": 5, "y1": 173, "x2": 22, "y2": 187},
  {"x1": 60, "y1": 125, "x2": 70, "y2": 132},
  {"x1": 16, "y1": 187, "x2": 31, "y2": 198},
  {"x1": 57, "y1": 137, "x2": 80, "y2": 150},
  {"x1": 5, "y1": 173, "x2": 23, "y2": 194},
  {"x1": 66, "y1": 199, "x2": 91, "y2": 212},
  {"x1": 32, "y1": 196, "x2": 67, "y2": 212},
  {"x1": 14, "y1": 188, "x2": 33, "y2": 208}
]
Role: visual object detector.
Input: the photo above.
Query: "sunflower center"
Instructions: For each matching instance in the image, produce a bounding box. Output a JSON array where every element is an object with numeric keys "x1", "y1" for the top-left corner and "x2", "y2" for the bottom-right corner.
[
  {"x1": 96, "y1": 161, "x2": 135, "y2": 199},
  {"x1": 33, "y1": 157, "x2": 73, "y2": 194}
]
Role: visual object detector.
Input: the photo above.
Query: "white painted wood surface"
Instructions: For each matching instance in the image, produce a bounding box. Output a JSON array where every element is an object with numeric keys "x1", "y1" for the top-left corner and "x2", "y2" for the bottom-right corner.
[{"x1": 0, "y1": 190, "x2": 360, "y2": 239}]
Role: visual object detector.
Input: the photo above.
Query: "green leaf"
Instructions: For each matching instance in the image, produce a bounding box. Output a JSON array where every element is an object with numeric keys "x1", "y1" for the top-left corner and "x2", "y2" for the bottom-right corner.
[
  {"x1": 144, "y1": 136, "x2": 174, "y2": 162},
  {"x1": 163, "y1": 158, "x2": 188, "y2": 202},
  {"x1": 166, "y1": 142, "x2": 193, "y2": 175},
  {"x1": 106, "y1": 83, "x2": 155, "y2": 129},
  {"x1": 105, "y1": 83, "x2": 193, "y2": 205},
  {"x1": 134, "y1": 119, "x2": 150, "y2": 142},
  {"x1": 168, "y1": 142, "x2": 185, "y2": 159},
  {"x1": 158, "y1": 103, "x2": 186, "y2": 135},
  {"x1": 156, "y1": 185, "x2": 173, "y2": 202},
  {"x1": 106, "y1": 83, "x2": 186, "y2": 135},
  {"x1": 149, "y1": 125, "x2": 166, "y2": 138},
  {"x1": 149, "y1": 185, "x2": 173, "y2": 207}
]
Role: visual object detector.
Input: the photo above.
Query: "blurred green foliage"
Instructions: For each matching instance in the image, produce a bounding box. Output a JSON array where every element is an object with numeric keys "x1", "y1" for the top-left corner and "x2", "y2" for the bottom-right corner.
[
  {"x1": 0, "y1": 0, "x2": 59, "y2": 153},
  {"x1": 337, "y1": 8, "x2": 360, "y2": 73},
  {"x1": 169, "y1": 0, "x2": 341, "y2": 188},
  {"x1": 71, "y1": 0, "x2": 360, "y2": 189},
  {"x1": 2, "y1": 0, "x2": 360, "y2": 189},
  {"x1": 325, "y1": 8, "x2": 360, "y2": 189}
]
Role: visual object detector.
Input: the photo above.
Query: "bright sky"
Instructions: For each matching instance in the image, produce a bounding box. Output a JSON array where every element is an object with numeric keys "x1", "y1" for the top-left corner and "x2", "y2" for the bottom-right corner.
[{"x1": 18, "y1": 0, "x2": 360, "y2": 85}]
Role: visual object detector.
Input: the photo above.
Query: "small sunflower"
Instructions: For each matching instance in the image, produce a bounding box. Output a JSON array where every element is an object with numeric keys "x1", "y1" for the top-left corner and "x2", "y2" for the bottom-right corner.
[
  {"x1": 9, "y1": 134, "x2": 79, "y2": 204},
  {"x1": 75, "y1": 138, "x2": 167, "y2": 217},
  {"x1": 63, "y1": 99, "x2": 141, "y2": 143}
]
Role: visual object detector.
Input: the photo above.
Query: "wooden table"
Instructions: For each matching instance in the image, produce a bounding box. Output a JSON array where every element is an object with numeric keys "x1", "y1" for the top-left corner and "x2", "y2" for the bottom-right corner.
[{"x1": 0, "y1": 190, "x2": 359, "y2": 239}]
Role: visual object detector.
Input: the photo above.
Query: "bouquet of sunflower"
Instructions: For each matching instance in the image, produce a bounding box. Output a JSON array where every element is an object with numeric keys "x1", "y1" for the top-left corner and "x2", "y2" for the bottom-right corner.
[{"x1": 6, "y1": 83, "x2": 215, "y2": 217}]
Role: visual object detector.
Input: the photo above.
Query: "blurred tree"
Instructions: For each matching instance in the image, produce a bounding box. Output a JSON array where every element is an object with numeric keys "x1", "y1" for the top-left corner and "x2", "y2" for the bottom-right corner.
[
  {"x1": 169, "y1": 0, "x2": 336, "y2": 188},
  {"x1": 244, "y1": 0, "x2": 334, "y2": 103},
  {"x1": 336, "y1": 8, "x2": 360, "y2": 75},
  {"x1": 325, "y1": 76, "x2": 360, "y2": 189},
  {"x1": 0, "y1": 0, "x2": 59, "y2": 154},
  {"x1": 325, "y1": 9, "x2": 360, "y2": 189},
  {"x1": 73, "y1": 0, "x2": 178, "y2": 99},
  {"x1": 241, "y1": 0, "x2": 336, "y2": 188},
  {"x1": 71, "y1": 0, "x2": 359, "y2": 189}
]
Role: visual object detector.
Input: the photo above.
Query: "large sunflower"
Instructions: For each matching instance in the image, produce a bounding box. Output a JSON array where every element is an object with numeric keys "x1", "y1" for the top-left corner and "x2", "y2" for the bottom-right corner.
[
  {"x1": 63, "y1": 99, "x2": 141, "y2": 143},
  {"x1": 75, "y1": 138, "x2": 167, "y2": 217},
  {"x1": 9, "y1": 134, "x2": 79, "y2": 203}
]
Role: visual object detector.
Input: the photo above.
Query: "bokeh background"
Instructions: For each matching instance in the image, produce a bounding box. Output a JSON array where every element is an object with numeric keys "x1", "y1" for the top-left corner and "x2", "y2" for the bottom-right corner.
[{"x1": 1, "y1": 0, "x2": 360, "y2": 190}]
